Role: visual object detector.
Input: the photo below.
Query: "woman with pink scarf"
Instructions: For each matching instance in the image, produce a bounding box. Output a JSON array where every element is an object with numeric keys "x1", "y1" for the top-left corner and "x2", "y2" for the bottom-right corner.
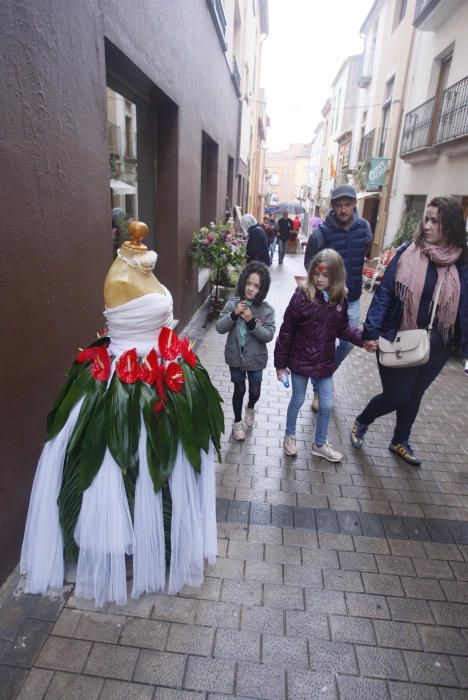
[{"x1": 350, "y1": 197, "x2": 468, "y2": 466}]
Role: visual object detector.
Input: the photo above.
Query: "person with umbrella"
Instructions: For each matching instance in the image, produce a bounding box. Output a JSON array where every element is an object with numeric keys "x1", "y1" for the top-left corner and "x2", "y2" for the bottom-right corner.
[{"x1": 277, "y1": 210, "x2": 294, "y2": 264}]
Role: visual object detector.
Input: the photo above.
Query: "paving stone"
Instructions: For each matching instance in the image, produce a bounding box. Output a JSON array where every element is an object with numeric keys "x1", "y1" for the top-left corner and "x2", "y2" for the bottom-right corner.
[
  {"x1": 346, "y1": 592, "x2": 391, "y2": 619},
  {"x1": 184, "y1": 656, "x2": 235, "y2": 694},
  {"x1": 119, "y1": 617, "x2": 169, "y2": 650},
  {"x1": 404, "y1": 650, "x2": 459, "y2": 686},
  {"x1": 305, "y1": 589, "x2": 346, "y2": 615},
  {"x1": 418, "y1": 624, "x2": 467, "y2": 655},
  {"x1": 35, "y1": 636, "x2": 91, "y2": 673},
  {"x1": 152, "y1": 595, "x2": 199, "y2": 624},
  {"x1": 429, "y1": 601, "x2": 468, "y2": 626},
  {"x1": 440, "y1": 580, "x2": 468, "y2": 603},
  {"x1": 247, "y1": 524, "x2": 283, "y2": 544},
  {"x1": 388, "y1": 540, "x2": 427, "y2": 559},
  {"x1": 450, "y1": 654, "x2": 468, "y2": 687},
  {"x1": 356, "y1": 645, "x2": 408, "y2": 680},
  {"x1": 236, "y1": 661, "x2": 285, "y2": 700},
  {"x1": 166, "y1": 623, "x2": 214, "y2": 656},
  {"x1": 301, "y1": 548, "x2": 339, "y2": 569},
  {"x1": 0, "y1": 666, "x2": 28, "y2": 700},
  {"x1": 339, "y1": 550, "x2": 377, "y2": 572},
  {"x1": 387, "y1": 680, "x2": 440, "y2": 699},
  {"x1": 155, "y1": 690, "x2": 204, "y2": 700},
  {"x1": 206, "y1": 556, "x2": 245, "y2": 579},
  {"x1": 337, "y1": 510, "x2": 363, "y2": 535},
  {"x1": 264, "y1": 583, "x2": 304, "y2": 610},
  {"x1": 221, "y1": 579, "x2": 262, "y2": 606},
  {"x1": 284, "y1": 564, "x2": 322, "y2": 588},
  {"x1": 401, "y1": 517, "x2": 431, "y2": 541},
  {"x1": 216, "y1": 498, "x2": 229, "y2": 521},
  {"x1": 283, "y1": 528, "x2": 318, "y2": 548},
  {"x1": 375, "y1": 555, "x2": 416, "y2": 577},
  {"x1": 72, "y1": 611, "x2": 124, "y2": 643},
  {"x1": 387, "y1": 597, "x2": 434, "y2": 624},
  {"x1": 413, "y1": 558, "x2": 454, "y2": 579},
  {"x1": 227, "y1": 539, "x2": 264, "y2": 561},
  {"x1": 285, "y1": 610, "x2": 329, "y2": 640},
  {"x1": 213, "y1": 628, "x2": 260, "y2": 661},
  {"x1": 401, "y1": 576, "x2": 445, "y2": 601},
  {"x1": 337, "y1": 674, "x2": 390, "y2": 699},
  {"x1": 133, "y1": 650, "x2": 186, "y2": 687},
  {"x1": 271, "y1": 504, "x2": 294, "y2": 528},
  {"x1": 287, "y1": 669, "x2": 337, "y2": 699},
  {"x1": 16, "y1": 668, "x2": 53, "y2": 700},
  {"x1": 262, "y1": 633, "x2": 308, "y2": 668},
  {"x1": 323, "y1": 568, "x2": 363, "y2": 592},
  {"x1": 84, "y1": 642, "x2": 139, "y2": 680},
  {"x1": 43, "y1": 671, "x2": 103, "y2": 700},
  {"x1": 451, "y1": 561, "x2": 468, "y2": 581},
  {"x1": 100, "y1": 679, "x2": 155, "y2": 700},
  {"x1": 226, "y1": 499, "x2": 250, "y2": 524},
  {"x1": 248, "y1": 502, "x2": 271, "y2": 526},
  {"x1": 29, "y1": 596, "x2": 65, "y2": 623},
  {"x1": 329, "y1": 615, "x2": 376, "y2": 645},
  {"x1": 354, "y1": 536, "x2": 390, "y2": 555},
  {"x1": 425, "y1": 518, "x2": 456, "y2": 543},
  {"x1": 195, "y1": 600, "x2": 240, "y2": 629},
  {"x1": 318, "y1": 532, "x2": 355, "y2": 551},
  {"x1": 373, "y1": 620, "x2": 422, "y2": 650},
  {"x1": 107, "y1": 591, "x2": 157, "y2": 618},
  {"x1": 1, "y1": 618, "x2": 52, "y2": 668},
  {"x1": 380, "y1": 515, "x2": 409, "y2": 540},
  {"x1": 241, "y1": 605, "x2": 289, "y2": 634},
  {"x1": 51, "y1": 608, "x2": 81, "y2": 637},
  {"x1": 309, "y1": 639, "x2": 358, "y2": 674},
  {"x1": 181, "y1": 577, "x2": 222, "y2": 601},
  {"x1": 315, "y1": 509, "x2": 339, "y2": 533},
  {"x1": 362, "y1": 572, "x2": 404, "y2": 597},
  {"x1": 265, "y1": 543, "x2": 301, "y2": 565},
  {"x1": 293, "y1": 506, "x2": 316, "y2": 530},
  {"x1": 424, "y1": 542, "x2": 463, "y2": 561},
  {"x1": 0, "y1": 595, "x2": 36, "y2": 642}
]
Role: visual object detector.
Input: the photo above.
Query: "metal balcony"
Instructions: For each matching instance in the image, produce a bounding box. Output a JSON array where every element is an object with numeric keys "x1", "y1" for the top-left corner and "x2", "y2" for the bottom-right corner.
[
  {"x1": 436, "y1": 74, "x2": 468, "y2": 144},
  {"x1": 400, "y1": 97, "x2": 435, "y2": 155}
]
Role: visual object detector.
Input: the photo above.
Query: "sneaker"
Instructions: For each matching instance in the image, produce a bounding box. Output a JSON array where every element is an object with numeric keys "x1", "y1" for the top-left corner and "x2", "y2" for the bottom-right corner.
[
  {"x1": 312, "y1": 392, "x2": 319, "y2": 413},
  {"x1": 311, "y1": 441, "x2": 343, "y2": 463},
  {"x1": 350, "y1": 420, "x2": 368, "y2": 449},
  {"x1": 232, "y1": 421, "x2": 246, "y2": 441},
  {"x1": 244, "y1": 407, "x2": 255, "y2": 428},
  {"x1": 389, "y1": 440, "x2": 421, "y2": 466},
  {"x1": 283, "y1": 435, "x2": 298, "y2": 456}
]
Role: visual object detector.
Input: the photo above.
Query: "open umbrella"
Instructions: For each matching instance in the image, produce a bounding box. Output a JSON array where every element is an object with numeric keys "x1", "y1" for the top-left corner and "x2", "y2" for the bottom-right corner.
[{"x1": 276, "y1": 201, "x2": 305, "y2": 215}]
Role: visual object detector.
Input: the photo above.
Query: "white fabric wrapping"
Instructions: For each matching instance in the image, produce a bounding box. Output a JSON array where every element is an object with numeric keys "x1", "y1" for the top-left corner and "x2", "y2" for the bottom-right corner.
[
  {"x1": 74, "y1": 449, "x2": 133, "y2": 607},
  {"x1": 131, "y1": 421, "x2": 166, "y2": 598},
  {"x1": 168, "y1": 445, "x2": 205, "y2": 594},
  {"x1": 199, "y1": 444, "x2": 217, "y2": 564},
  {"x1": 104, "y1": 291, "x2": 173, "y2": 357},
  {"x1": 21, "y1": 400, "x2": 84, "y2": 593}
]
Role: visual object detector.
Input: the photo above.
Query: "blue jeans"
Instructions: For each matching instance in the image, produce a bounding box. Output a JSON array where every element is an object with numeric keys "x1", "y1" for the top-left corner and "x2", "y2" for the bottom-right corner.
[
  {"x1": 286, "y1": 372, "x2": 334, "y2": 446},
  {"x1": 268, "y1": 237, "x2": 277, "y2": 263},
  {"x1": 335, "y1": 297, "x2": 361, "y2": 367},
  {"x1": 277, "y1": 237, "x2": 287, "y2": 263}
]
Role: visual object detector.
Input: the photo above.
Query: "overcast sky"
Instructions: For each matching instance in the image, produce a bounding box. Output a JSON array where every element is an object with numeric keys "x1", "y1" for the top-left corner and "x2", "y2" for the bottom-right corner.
[{"x1": 261, "y1": 0, "x2": 375, "y2": 152}]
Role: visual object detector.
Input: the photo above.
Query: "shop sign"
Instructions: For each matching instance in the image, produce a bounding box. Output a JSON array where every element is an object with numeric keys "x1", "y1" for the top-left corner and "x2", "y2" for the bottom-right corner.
[{"x1": 366, "y1": 158, "x2": 389, "y2": 191}]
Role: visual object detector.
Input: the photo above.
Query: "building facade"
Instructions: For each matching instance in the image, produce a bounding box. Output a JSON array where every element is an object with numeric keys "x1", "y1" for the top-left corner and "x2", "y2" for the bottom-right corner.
[{"x1": 0, "y1": 0, "x2": 266, "y2": 583}]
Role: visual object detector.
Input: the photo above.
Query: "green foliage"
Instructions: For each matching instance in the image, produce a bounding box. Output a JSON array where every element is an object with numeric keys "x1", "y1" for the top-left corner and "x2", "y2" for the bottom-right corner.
[
  {"x1": 354, "y1": 160, "x2": 370, "y2": 191},
  {"x1": 392, "y1": 209, "x2": 420, "y2": 248},
  {"x1": 192, "y1": 223, "x2": 246, "y2": 281}
]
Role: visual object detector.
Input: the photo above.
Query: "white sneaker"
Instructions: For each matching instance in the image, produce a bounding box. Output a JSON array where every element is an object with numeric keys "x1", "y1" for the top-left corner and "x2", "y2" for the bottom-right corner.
[
  {"x1": 283, "y1": 435, "x2": 298, "y2": 456},
  {"x1": 312, "y1": 392, "x2": 319, "y2": 413},
  {"x1": 311, "y1": 441, "x2": 343, "y2": 463},
  {"x1": 244, "y1": 407, "x2": 255, "y2": 428},
  {"x1": 232, "y1": 421, "x2": 246, "y2": 441}
]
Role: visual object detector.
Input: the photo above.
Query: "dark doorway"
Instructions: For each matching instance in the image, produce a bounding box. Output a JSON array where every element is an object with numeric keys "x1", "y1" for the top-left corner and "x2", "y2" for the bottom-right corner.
[{"x1": 200, "y1": 131, "x2": 219, "y2": 227}]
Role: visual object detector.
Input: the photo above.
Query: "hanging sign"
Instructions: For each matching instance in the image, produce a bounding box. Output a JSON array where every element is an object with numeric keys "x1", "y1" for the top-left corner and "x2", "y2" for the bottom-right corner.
[{"x1": 367, "y1": 158, "x2": 389, "y2": 190}]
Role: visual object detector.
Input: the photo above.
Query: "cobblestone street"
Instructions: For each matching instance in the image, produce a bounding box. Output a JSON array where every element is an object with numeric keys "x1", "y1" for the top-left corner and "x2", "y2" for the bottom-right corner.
[{"x1": 1, "y1": 252, "x2": 468, "y2": 699}]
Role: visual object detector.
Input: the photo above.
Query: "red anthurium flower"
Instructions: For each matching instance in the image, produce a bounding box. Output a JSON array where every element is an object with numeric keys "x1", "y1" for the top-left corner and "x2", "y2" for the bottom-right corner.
[
  {"x1": 116, "y1": 348, "x2": 139, "y2": 384},
  {"x1": 165, "y1": 362, "x2": 185, "y2": 392},
  {"x1": 139, "y1": 348, "x2": 159, "y2": 385},
  {"x1": 91, "y1": 346, "x2": 111, "y2": 382},
  {"x1": 154, "y1": 365, "x2": 167, "y2": 405},
  {"x1": 180, "y1": 336, "x2": 196, "y2": 368},
  {"x1": 76, "y1": 347, "x2": 99, "y2": 364},
  {"x1": 158, "y1": 327, "x2": 181, "y2": 360}
]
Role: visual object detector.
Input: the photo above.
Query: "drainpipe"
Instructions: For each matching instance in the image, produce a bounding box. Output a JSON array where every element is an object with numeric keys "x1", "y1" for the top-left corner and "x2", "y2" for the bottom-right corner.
[{"x1": 378, "y1": 26, "x2": 416, "y2": 250}]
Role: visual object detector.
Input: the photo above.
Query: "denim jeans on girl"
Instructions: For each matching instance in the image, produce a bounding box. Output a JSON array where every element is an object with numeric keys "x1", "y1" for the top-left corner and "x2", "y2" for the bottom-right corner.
[{"x1": 286, "y1": 372, "x2": 334, "y2": 446}]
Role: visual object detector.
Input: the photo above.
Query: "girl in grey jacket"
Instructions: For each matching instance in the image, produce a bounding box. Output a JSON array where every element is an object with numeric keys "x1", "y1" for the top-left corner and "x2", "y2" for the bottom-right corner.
[{"x1": 216, "y1": 262, "x2": 276, "y2": 440}]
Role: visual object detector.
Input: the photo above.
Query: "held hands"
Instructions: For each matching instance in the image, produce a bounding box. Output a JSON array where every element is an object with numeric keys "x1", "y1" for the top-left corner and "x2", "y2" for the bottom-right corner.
[
  {"x1": 363, "y1": 339, "x2": 378, "y2": 353},
  {"x1": 234, "y1": 301, "x2": 253, "y2": 322}
]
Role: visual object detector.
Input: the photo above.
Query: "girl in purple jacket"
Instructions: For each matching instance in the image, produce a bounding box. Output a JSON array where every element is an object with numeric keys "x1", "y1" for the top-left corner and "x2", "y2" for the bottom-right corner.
[{"x1": 275, "y1": 249, "x2": 363, "y2": 462}]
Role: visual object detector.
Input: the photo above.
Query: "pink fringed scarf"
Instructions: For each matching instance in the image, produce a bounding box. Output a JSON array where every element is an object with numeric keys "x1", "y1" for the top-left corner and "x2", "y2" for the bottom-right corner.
[{"x1": 395, "y1": 242, "x2": 461, "y2": 341}]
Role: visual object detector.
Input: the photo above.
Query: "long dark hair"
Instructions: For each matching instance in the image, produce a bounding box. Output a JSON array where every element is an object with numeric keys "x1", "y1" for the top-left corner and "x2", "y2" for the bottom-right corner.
[
  {"x1": 415, "y1": 197, "x2": 467, "y2": 256},
  {"x1": 236, "y1": 261, "x2": 271, "y2": 304}
]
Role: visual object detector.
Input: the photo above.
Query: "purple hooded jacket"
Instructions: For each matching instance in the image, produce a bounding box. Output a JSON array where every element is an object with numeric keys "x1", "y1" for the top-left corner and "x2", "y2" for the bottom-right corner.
[{"x1": 274, "y1": 288, "x2": 363, "y2": 379}]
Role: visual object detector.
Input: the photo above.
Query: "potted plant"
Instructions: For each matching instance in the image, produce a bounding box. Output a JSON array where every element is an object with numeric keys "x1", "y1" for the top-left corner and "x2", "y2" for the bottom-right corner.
[{"x1": 192, "y1": 223, "x2": 246, "y2": 307}]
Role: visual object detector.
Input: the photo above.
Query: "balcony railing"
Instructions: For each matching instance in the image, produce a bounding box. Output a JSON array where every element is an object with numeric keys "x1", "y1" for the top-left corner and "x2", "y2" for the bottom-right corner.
[
  {"x1": 358, "y1": 129, "x2": 375, "y2": 162},
  {"x1": 232, "y1": 56, "x2": 241, "y2": 96},
  {"x1": 436, "y1": 74, "x2": 468, "y2": 144},
  {"x1": 400, "y1": 97, "x2": 435, "y2": 155}
]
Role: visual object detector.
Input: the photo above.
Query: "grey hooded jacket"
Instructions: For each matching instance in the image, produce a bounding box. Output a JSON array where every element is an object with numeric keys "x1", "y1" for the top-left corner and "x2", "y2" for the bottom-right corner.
[{"x1": 216, "y1": 296, "x2": 276, "y2": 370}]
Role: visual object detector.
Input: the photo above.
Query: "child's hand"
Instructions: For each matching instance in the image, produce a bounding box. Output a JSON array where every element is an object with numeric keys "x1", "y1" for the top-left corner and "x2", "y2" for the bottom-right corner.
[
  {"x1": 241, "y1": 306, "x2": 254, "y2": 322},
  {"x1": 276, "y1": 368, "x2": 289, "y2": 381},
  {"x1": 234, "y1": 300, "x2": 246, "y2": 316},
  {"x1": 363, "y1": 340, "x2": 378, "y2": 353}
]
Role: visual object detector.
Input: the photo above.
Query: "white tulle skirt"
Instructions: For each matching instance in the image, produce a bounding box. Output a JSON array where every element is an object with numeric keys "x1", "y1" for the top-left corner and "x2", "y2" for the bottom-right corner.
[{"x1": 20, "y1": 409, "x2": 217, "y2": 607}]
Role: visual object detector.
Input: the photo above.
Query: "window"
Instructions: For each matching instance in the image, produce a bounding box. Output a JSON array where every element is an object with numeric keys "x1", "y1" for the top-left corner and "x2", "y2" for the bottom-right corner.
[
  {"x1": 378, "y1": 77, "x2": 394, "y2": 157},
  {"x1": 200, "y1": 132, "x2": 219, "y2": 227},
  {"x1": 392, "y1": 0, "x2": 407, "y2": 31}
]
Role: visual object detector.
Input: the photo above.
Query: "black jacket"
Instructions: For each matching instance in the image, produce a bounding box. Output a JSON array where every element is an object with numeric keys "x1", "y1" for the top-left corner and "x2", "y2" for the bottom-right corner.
[{"x1": 246, "y1": 225, "x2": 270, "y2": 266}]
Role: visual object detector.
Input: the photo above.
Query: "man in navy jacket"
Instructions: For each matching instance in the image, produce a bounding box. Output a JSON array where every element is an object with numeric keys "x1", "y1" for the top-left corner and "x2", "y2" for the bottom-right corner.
[{"x1": 304, "y1": 184, "x2": 372, "y2": 409}]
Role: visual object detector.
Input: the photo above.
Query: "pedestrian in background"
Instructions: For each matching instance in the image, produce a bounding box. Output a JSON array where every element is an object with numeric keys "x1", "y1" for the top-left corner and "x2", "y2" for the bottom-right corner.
[
  {"x1": 275, "y1": 249, "x2": 363, "y2": 462},
  {"x1": 241, "y1": 213, "x2": 270, "y2": 267},
  {"x1": 277, "y1": 210, "x2": 294, "y2": 264},
  {"x1": 261, "y1": 214, "x2": 279, "y2": 264},
  {"x1": 350, "y1": 196, "x2": 468, "y2": 466},
  {"x1": 304, "y1": 184, "x2": 372, "y2": 412},
  {"x1": 216, "y1": 262, "x2": 276, "y2": 441}
]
